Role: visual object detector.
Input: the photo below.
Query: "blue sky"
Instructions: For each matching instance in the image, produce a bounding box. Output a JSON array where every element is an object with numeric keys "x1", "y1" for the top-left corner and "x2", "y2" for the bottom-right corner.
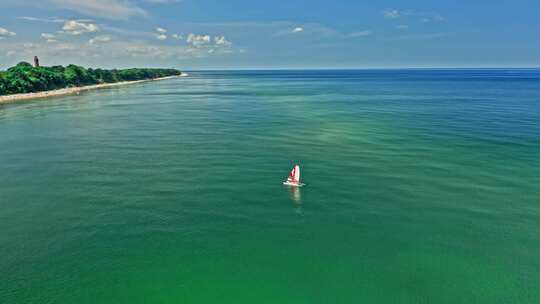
[{"x1": 1, "y1": 0, "x2": 539, "y2": 69}]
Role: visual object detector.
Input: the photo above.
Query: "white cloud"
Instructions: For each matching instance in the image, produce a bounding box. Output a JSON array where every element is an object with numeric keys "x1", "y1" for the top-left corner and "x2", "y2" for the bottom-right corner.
[
  {"x1": 273, "y1": 23, "x2": 338, "y2": 37},
  {"x1": 51, "y1": 0, "x2": 146, "y2": 20},
  {"x1": 23, "y1": 43, "x2": 38, "y2": 48},
  {"x1": 95, "y1": 35, "x2": 111, "y2": 42},
  {"x1": 0, "y1": 27, "x2": 16, "y2": 38},
  {"x1": 18, "y1": 16, "x2": 66, "y2": 23},
  {"x1": 171, "y1": 33, "x2": 183, "y2": 40},
  {"x1": 6, "y1": 50, "x2": 17, "y2": 56},
  {"x1": 183, "y1": 33, "x2": 233, "y2": 55},
  {"x1": 124, "y1": 44, "x2": 167, "y2": 57},
  {"x1": 41, "y1": 33, "x2": 56, "y2": 39},
  {"x1": 419, "y1": 13, "x2": 445, "y2": 22},
  {"x1": 89, "y1": 35, "x2": 112, "y2": 44},
  {"x1": 421, "y1": 14, "x2": 444, "y2": 22},
  {"x1": 347, "y1": 30, "x2": 372, "y2": 38},
  {"x1": 383, "y1": 9, "x2": 444, "y2": 22},
  {"x1": 62, "y1": 20, "x2": 100, "y2": 35},
  {"x1": 0, "y1": 26, "x2": 235, "y2": 66},
  {"x1": 383, "y1": 9, "x2": 400, "y2": 18},
  {"x1": 186, "y1": 33, "x2": 211, "y2": 47},
  {"x1": 214, "y1": 36, "x2": 232, "y2": 46},
  {"x1": 397, "y1": 25, "x2": 409, "y2": 30},
  {"x1": 154, "y1": 27, "x2": 168, "y2": 40},
  {"x1": 41, "y1": 33, "x2": 58, "y2": 43}
]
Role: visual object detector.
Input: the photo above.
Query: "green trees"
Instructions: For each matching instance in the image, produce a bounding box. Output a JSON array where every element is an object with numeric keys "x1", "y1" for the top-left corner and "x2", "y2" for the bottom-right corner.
[{"x1": 0, "y1": 63, "x2": 181, "y2": 95}]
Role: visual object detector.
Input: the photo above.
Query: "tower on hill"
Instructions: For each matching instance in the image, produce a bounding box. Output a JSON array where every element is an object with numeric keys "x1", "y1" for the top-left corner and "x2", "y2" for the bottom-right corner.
[{"x1": 34, "y1": 56, "x2": 40, "y2": 67}]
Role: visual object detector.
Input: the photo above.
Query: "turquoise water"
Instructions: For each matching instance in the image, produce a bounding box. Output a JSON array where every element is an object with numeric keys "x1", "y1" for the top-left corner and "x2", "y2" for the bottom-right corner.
[{"x1": 1, "y1": 70, "x2": 540, "y2": 303}]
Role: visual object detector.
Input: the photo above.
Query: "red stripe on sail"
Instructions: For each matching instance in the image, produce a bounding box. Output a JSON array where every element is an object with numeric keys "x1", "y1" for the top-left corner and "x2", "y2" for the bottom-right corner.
[{"x1": 288, "y1": 166, "x2": 298, "y2": 182}]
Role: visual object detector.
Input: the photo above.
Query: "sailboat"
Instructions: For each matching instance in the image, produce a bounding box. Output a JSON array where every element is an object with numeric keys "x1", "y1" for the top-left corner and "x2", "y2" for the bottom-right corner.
[{"x1": 283, "y1": 165, "x2": 305, "y2": 187}]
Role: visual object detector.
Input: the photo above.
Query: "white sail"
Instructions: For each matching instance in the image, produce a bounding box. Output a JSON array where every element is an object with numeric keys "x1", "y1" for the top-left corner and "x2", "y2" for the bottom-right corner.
[
  {"x1": 284, "y1": 164, "x2": 304, "y2": 187},
  {"x1": 286, "y1": 165, "x2": 300, "y2": 183}
]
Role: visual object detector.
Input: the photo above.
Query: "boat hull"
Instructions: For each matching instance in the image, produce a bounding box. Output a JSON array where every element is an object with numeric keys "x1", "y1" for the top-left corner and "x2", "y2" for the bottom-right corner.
[{"x1": 283, "y1": 181, "x2": 305, "y2": 187}]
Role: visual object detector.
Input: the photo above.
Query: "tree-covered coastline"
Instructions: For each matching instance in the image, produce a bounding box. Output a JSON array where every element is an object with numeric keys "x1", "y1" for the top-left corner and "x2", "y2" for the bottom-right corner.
[{"x1": 0, "y1": 62, "x2": 181, "y2": 96}]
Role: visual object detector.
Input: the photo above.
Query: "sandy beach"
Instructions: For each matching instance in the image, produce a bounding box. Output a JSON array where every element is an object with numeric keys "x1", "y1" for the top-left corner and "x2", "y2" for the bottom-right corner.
[{"x1": 0, "y1": 75, "x2": 183, "y2": 104}]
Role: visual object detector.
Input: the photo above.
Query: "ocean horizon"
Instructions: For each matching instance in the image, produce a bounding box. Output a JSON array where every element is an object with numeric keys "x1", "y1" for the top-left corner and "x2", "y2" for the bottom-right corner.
[
  {"x1": 1, "y1": 69, "x2": 539, "y2": 303},
  {"x1": 182, "y1": 67, "x2": 540, "y2": 72}
]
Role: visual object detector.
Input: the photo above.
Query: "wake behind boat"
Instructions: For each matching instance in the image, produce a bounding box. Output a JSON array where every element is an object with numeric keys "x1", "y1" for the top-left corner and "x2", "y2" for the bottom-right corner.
[{"x1": 283, "y1": 165, "x2": 305, "y2": 187}]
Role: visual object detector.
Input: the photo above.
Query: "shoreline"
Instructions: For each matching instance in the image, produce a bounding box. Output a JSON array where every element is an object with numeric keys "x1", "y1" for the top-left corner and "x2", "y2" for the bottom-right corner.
[{"x1": 0, "y1": 74, "x2": 185, "y2": 104}]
